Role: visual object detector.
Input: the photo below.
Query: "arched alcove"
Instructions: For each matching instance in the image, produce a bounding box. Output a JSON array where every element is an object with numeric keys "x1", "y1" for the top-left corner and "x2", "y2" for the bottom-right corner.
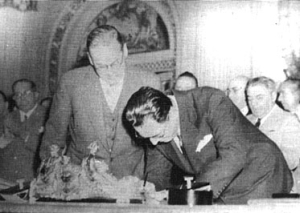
[{"x1": 46, "y1": 0, "x2": 178, "y2": 95}]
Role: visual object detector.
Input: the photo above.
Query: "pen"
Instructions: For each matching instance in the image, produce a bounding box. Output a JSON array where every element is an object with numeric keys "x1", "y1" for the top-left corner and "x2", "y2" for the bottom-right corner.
[{"x1": 143, "y1": 172, "x2": 148, "y2": 187}]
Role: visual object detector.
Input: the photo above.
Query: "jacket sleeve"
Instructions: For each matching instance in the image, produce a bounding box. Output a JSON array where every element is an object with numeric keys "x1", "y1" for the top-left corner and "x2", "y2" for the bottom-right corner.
[
  {"x1": 194, "y1": 90, "x2": 247, "y2": 199},
  {"x1": 39, "y1": 74, "x2": 72, "y2": 160}
]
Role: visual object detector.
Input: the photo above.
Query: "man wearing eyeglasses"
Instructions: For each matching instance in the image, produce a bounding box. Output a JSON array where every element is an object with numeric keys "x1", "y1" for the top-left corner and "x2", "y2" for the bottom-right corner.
[
  {"x1": 40, "y1": 25, "x2": 160, "y2": 180},
  {"x1": 124, "y1": 86, "x2": 292, "y2": 204},
  {"x1": 227, "y1": 75, "x2": 250, "y2": 116},
  {"x1": 0, "y1": 79, "x2": 48, "y2": 184}
]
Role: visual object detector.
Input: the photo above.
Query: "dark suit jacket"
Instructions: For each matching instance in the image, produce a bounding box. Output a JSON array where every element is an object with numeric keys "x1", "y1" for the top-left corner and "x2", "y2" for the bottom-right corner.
[
  {"x1": 147, "y1": 87, "x2": 293, "y2": 204},
  {"x1": 40, "y1": 64, "x2": 160, "y2": 179},
  {"x1": 0, "y1": 105, "x2": 47, "y2": 182}
]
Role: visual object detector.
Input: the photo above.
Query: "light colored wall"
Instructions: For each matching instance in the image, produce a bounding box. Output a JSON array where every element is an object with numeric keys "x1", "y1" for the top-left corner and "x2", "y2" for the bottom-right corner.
[
  {"x1": 0, "y1": 1, "x2": 67, "y2": 97},
  {"x1": 175, "y1": 0, "x2": 300, "y2": 90}
]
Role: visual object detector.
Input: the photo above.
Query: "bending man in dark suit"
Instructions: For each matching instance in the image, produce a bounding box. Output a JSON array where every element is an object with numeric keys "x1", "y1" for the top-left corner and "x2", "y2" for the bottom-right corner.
[
  {"x1": 40, "y1": 25, "x2": 160, "y2": 180},
  {"x1": 124, "y1": 86, "x2": 293, "y2": 204}
]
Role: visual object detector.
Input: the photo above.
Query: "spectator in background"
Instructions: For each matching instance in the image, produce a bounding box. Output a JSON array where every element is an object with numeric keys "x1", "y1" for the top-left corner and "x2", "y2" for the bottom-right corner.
[
  {"x1": 40, "y1": 97, "x2": 52, "y2": 109},
  {"x1": 227, "y1": 75, "x2": 250, "y2": 116},
  {"x1": 246, "y1": 76, "x2": 300, "y2": 174},
  {"x1": 0, "y1": 79, "x2": 48, "y2": 183},
  {"x1": 278, "y1": 78, "x2": 300, "y2": 192},
  {"x1": 40, "y1": 25, "x2": 160, "y2": 180},
  {"x1": 174, "y1": 71, "x2": 198, "y2": 91},
  {"x1": 278, "y1": 78, "x2": 300, "y2": 121}
]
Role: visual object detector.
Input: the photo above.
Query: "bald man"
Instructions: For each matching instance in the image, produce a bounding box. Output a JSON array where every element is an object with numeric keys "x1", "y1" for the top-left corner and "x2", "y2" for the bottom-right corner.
[
  {"x1": 227, "y1": 75, "x2": 250, "y2": 115},
  {"x1": 174, "y1": 72, "x2": 198, "y2": 91}
]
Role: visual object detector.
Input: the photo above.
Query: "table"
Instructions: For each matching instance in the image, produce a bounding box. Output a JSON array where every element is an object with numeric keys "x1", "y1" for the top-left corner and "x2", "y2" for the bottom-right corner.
[{"x1": 1, "y1": 199, "x2": 300, "y2": 213}]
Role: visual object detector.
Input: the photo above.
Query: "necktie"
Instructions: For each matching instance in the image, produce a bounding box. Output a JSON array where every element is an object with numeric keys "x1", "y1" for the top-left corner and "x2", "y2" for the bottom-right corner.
[{"x1": 255, "y1": 118, "x2": 261, "y2": 127}]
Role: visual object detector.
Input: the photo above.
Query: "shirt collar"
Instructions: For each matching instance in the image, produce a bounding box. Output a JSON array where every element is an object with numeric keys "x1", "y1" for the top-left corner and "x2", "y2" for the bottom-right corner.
[
  {"x1": 259, "y1": 104, "x2": 276, "y2": 126},
  {"x1": 20, "y1": 104, "x2": 38, "y2": 121}
]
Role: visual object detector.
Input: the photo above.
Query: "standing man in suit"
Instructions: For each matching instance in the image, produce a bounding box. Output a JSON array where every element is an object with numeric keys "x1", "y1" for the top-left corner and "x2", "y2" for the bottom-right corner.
[
  {"x1": 246, "y1": 76, "x2": 300, "y2": 171},
  {"x1": 227, "y1": 75, "x2": 250, "y2": 116},
  {"x1": 124, "y1": 86, "x2": 292, "y2": 204},
  {"x1": 40, "y1": 25, "x2": 160, "y2": 180},
  {"x1": 0, "y1": 79, "x2": 47, "y2": 183}
]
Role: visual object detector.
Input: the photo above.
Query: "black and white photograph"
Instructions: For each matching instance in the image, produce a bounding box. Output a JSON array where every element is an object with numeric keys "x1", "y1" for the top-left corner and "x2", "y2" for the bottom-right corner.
[{"x1": 1, "y1": 0, "x2": 300, "y2": 212}]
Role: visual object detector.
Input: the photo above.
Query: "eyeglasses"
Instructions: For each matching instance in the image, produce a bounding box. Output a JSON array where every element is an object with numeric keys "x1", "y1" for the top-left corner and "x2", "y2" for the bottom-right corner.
[
  {"x1": 95, "y1": 58, "x2": 121, "y2": 70},
  {"x1": 13, "y1": 90, "x2": 33, "y2": 100}
]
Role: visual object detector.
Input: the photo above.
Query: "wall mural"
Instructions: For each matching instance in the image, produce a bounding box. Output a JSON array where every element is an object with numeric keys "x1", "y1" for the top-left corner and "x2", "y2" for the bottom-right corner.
[
  {"x1": 75, "y1": 0, "x2": 169, "y2": 68},
  {"x1": 48, "y1": 0, "x2": 176, "y2": 95}
]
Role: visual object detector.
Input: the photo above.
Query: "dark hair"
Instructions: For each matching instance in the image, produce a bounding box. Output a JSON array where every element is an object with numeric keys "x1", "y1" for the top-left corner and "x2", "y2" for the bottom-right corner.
[
  {"x1": 125, "y1": 87, "x2": 172, "y2": 127},
  {"x1": 0, "y1": 90, "x2": 7, "y2": 102},
  {"x1": 12, "y1": 79, "x2": 37, "y2": 93},
  {"x1": 246, "y1": 76, "x2": 276, "y2": 93},
  {"x1": 86, "y1": 25, "x2": 124, "y2": 51},
  {"x1": 177, "y1": 71, "x2": 198, "y2": 87}
]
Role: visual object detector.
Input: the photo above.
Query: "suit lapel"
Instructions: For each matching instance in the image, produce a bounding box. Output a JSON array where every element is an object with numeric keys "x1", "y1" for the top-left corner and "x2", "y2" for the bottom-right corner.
[{"x1": 174, "y1": 91, "x2": 215, "y2": 172}]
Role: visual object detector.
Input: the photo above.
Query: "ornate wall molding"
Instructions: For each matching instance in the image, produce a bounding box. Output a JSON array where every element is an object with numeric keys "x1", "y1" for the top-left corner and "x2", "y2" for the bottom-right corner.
[
  {"x1": 0, "y1": 0, "x2": 37, "y2": 11},
  {"x1": 133, "y1": 58, "x2": 175, "y2": 73},
  {"x1": 47, "y1": 0, "x2": 177, "y2": 94},
  {"x1": 48, "y1": 0, "x2": 84, "y2": 94}
]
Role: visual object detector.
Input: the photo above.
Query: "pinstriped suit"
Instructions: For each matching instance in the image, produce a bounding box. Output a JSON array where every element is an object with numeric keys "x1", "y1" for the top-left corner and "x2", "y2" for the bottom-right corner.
[{"x1": 146, "y1": 87, "x2": 292, "y2": 204}]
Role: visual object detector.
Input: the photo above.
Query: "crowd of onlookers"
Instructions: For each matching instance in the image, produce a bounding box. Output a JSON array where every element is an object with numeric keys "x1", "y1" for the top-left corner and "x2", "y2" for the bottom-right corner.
[{"x1": 2, "y1": 72, "x2": 299, "y2": 192}]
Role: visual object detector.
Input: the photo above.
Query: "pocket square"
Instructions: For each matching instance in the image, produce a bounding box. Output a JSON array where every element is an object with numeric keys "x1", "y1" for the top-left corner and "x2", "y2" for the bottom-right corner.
[{"x1": 196, "y1": 134, "x2": 213, "y2": 153}]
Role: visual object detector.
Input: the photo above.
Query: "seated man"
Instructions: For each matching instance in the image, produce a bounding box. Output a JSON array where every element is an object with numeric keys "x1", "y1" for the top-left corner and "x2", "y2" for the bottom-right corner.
[
  {"x1": 174, "y1": 71, "x2": 198, "y2": 91},
  {"x1": 246, "y1": 76, "x2": 300, "y2": 172},
  {"x1": 124, "y1": 86, "x2": 292, "y2": 204},
  {"x1": 227, "y1": 75, "x2": 250, "y2": 116},
  {"x1": 278, "y1": 78, "x2": 300, "y2": 192},
  {"x1": 278, "y1": 78, "x2": 300, "y2": 121},
  {"x1": 0, "y1": 79, "x2": 48, "y2": 183}
]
